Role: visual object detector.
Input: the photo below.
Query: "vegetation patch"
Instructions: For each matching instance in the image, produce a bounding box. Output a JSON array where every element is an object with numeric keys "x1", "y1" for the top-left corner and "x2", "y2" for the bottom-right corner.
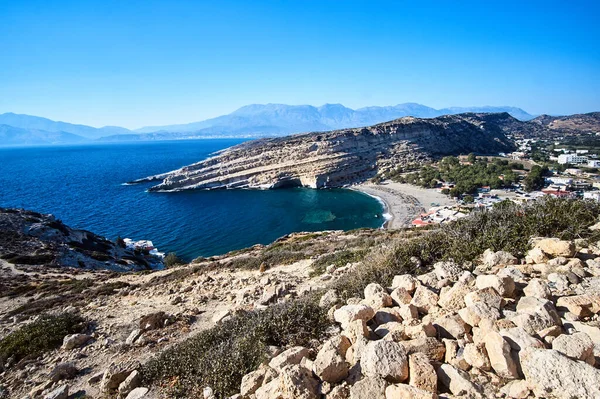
[
  {"x1": 334, "y1": 197, "x2": 600, "y2": 298},
  {"x1": 141, "y1": 298, "x2": 328, "y2": 398},
  {"x1": 0, "y1": 312, "x2": 85, "y2": 366}
]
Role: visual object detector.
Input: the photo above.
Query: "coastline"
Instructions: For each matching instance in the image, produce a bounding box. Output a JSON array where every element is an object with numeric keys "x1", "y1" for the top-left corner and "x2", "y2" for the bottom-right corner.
[{"x1": 353, "y1": 181, "x2": 455, "y2": 229}]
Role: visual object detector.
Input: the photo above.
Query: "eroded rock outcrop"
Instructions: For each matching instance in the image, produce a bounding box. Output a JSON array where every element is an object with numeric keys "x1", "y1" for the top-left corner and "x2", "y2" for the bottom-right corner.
[{"x1": 133, "y1": 113, "x2": 515, "y2": 191}]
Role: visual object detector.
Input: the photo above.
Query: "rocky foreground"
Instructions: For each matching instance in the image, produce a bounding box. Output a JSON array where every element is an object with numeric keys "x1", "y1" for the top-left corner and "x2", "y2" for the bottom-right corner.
[
  {"x1": 232, "y1": 237, "x2": 600, "y2": 399},
  {"x1": 131, "y1": 113, "x2": 515, "y2": 191}
]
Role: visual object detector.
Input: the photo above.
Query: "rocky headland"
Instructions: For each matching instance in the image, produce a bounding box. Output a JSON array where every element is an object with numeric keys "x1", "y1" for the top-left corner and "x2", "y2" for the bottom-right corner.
[
  {"x1": 131, "y1": 113, "x2": 516, "y2": 192},
  {"x1": 0, "y1": 208, "x2": 162, "y2": 273}
]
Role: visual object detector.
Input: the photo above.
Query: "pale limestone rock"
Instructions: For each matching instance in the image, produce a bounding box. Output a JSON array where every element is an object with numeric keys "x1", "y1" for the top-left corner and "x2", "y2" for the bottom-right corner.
[
  {"x1": 391, "y1": 275, "x2": 417, "y2": 293},
  {"x1": 463, "y1": 342, "x2": 491, "y2": 371},
  {"x1": 125, "y1": 388, "x2": 149, "y2": 399},
  {"x1": 417, "y1": 272, "x2": 439, "y2": 288},
  {"x1": 62, "y1": 333, "x2": 91, "y2": 350},
  {"x1": 534, "y1": 238, "x2": 576, "y2": 258},
  {"x1": 443, "y1": 339, "x2": 469, "y2": 370},
  {"x1": 264, "y1": 364, "x2": 319, "y2": 399},
  {"x1": 523, "y1": 278, "x2": 551, "y2": 299},
  {"x1": 400, "y1": 337, "x2": 446, "y2": 362},
  {"x1": 403, "y1": 322, "x2": 436, "y2": 339},
  {"x1": 500, "y1": 327, "x2": 545, "y2": 351},
  {"x1": 390, "y1": 287, "x2": 412, "y2": 305},
  {"x1": 556, "y1": 294, "x2": 600, "y2": 318},
  {"x1": 438, "y1": 283, "x2": 471, "y2": 311},
  {"x1": 481, "y1": 249, "x2": 518, "y2": 268},
  {"x1": 433, "y1": 261, "x2": 463, "y2": 282},
  {"x1": 385, "y1": 384, "x2": 437, "y2": 399},
  {"x1": 118, "y1": 370, "x2": 141, "y2": 396},
  {"x1": 436, "y1": 364, "x2": 481, "y2": 397},
  {"x1": 240, "y1": 368, "x2": 266, "y2": 397},
  {"x1": 334, "y1": 304, "x2": 375, "y2": 328},
  {"x1": 100, "y1": 362, "x2": 139, "y2": 393},
  {"x1": 341, "y1": 319, "x2": 370, "y2": 343},
  {"x1": 408, "y1": 352, "x2": 437, "y2": 393},
  {"x1": 374, "y1": 308, "x2": 402, "y2": 325},
  {"x1": 397, "y1": 304, "x2": 418, "y2": 322},
  {"x1": 464, "y1": 287, "x2": 503, "y2": 309},
  {"x1": 410, "y1": 286, "x2": 439, "y2": 314},
  {"x1": 433, "y1": 313, "x2": 470, "y2": 339},
  {"x1": 475, "y1": 274, "x2": 515, "y2": 297},
  {"x1": 499, "y1": 380, "x2": 530, "y2": 399},
  {"x1": 484, "y1": 330, "x2": 519, "y2": 379},
  {"x1": 364, "y1": 283, "x2": 393, "y2": 309},
  {"x1": 268, "y1": 346, "x2": 310, "y2": 372},
  {"x1": 313, "y1": 335, "x2": 351, "y2": 383},
  {"x1": 551, "y1": 332, "x2": 594, "y2": 363},
  {"x1": 514, "y1": 296, "x2": 561, "y2": 335},
  {"x1": 525, "y1": 247, "x2": 548, "y2": 264},
  {"x1": 520, "y1": 348, "x2": 600, "y2": 399},
  {"x1": 458, "y1": 302, "x2": 500, "y2": 327},
  {"x1": 349, "y1": 376, "x2": 387, "y2": 399},
  {"x1": 361, "y1": 340, "x2": 409, "y2": 383},
  {"x1": 375, "y1": 322, "x2": 402, "y2": 339}
]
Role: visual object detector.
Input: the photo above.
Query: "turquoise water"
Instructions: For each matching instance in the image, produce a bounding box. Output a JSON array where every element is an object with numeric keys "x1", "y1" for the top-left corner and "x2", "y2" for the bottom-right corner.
[{"x1": 0, "y1": 140, "x2": 384, "y2": 259}]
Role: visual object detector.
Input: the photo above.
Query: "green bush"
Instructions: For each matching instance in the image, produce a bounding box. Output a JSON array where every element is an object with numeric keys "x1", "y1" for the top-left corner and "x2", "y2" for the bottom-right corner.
[
  {"x1": 164, "y1": 252, "x2": 184, "y2": 268},
  {"x1": 334, "y1": 197, "x2": 600, "y2": 298},
  {"x1": 141, "y1": 298, "x2": 328, "y2": 398},
  {"x1": 311, "y1": 249, "x2": 369, "y2": 276},
  {"x1": 0, "y1": 313, "x2": 85, "y2": 366}
]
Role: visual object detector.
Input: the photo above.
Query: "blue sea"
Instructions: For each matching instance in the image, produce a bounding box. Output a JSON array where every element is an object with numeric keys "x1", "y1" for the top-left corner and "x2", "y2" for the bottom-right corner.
[{"x1": 0, "y1": 140, "x2": 384, "y2": 259}]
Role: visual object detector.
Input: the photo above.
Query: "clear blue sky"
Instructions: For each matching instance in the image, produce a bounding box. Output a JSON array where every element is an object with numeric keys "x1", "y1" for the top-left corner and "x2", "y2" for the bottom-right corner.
[{"x1": 1, "y1": 0, "x2": 599, "y2": 129}]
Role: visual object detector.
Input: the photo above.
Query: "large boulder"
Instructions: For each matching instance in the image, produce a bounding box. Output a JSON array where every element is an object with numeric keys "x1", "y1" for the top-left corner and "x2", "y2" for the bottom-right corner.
[
  {"x1": 481, "y1": 249, "x2": 518, "y2": 268},
  {"x1": 408, "y1": 352, "x2": 437, "y2": 393},
  {"x1": 61, "y1": 333, "x2": 91, "y2": 350},
  {"x1": 433, "y1": 261, "x2": 464, "y2": 282},
  {"x1": 533, "y1": 238, "x2": 576, "y2": 258},
  {"x1": 436, "y1": 364, "x2": 481, "y2": 397},
  {"x1": 475, "y1": 274, "x2": 515, "y2": 298},
  {"x1": 269, "y1": 346, "x2": 310, "y2": 372},
  {"x1": 334, "y1": 304, "x2": 375, "y2": 328},
  {"x1": 483, "y1": 331, "x2": 519, "y2": 379},
  {"x1": 556, "y1": 294, "x2": 600, "y2": 318},
  {"x1": 391, "y1": 275, "x2": 417, "y2": 293},
  {"x1": 313, "y1": 335, "x2": 351, "y2": 383},
  {"x1": 520, "y1": 348, "x2": 600, "y2": 399},
  {"x1": 350, "y1": 376, "x2": 387, "y2": 399},
  {"x1": 551, "y1": 332, "x2": 595, "y2": 364},
  {"x1": 364, "y1": 283, "x2": 393, "y2": 309},
  {"x1": 361, "y1": 340, "x2": 409, "y2": 383},
  {"x1": 410, "y1": 286, "x2": 439, "y2": 314}
]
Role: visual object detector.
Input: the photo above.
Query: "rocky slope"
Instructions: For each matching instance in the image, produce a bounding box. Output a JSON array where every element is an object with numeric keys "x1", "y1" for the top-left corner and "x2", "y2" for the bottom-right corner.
[
  {"x1": 0, "y1": 208, "x2": 161, "y2": 272},
  {"x1": 133, "y1": 113, "x2": 516, "y2": 191},
  {"x1": 0, "y1": 227, "x2": 395, "y2": 399},
  {"x1": 234, "y1": 237, "x2": 600, "y2": 399}
]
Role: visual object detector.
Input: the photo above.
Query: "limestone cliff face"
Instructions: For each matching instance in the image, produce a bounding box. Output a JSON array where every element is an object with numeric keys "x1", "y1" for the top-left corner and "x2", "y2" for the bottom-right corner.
[{"x1": 136, "y1": 113, "x2": 516, "y2": 191}]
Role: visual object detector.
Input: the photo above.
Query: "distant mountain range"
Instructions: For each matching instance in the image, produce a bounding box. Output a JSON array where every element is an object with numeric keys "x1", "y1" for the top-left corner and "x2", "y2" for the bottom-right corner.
[{"x1": 0, "y1": 104, "x2": 541, "y2": 146}]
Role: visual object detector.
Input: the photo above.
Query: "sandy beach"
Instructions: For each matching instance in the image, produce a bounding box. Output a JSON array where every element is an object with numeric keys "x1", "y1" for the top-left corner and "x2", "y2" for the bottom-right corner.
[{"x1": 354, "y1": 181, "x2": 455, "y2": 229}]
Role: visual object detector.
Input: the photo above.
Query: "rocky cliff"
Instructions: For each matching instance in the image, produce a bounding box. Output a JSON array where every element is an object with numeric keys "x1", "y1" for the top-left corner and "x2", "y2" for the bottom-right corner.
[
  {"x1": 0, "y1": 208, "x2": 161, "y2": 272},
  {"x1": 133, "y1": 113, "x2": 516, "y2": 191}
]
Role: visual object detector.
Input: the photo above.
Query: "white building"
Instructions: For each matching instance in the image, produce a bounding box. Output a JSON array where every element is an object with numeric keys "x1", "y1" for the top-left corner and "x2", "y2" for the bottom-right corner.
[
  {"x1": 546, "y1": 176, "x2": 572, "y2": 185},
  {"x1": 588, "y1": 160, "x2": 600, "y2": 168},
  {"x1": 558, "y1": 154, "x2": 588, "y2": 165},
  {"x1": 583, "y1": 191, "x2": 600, "y2": 202}
]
